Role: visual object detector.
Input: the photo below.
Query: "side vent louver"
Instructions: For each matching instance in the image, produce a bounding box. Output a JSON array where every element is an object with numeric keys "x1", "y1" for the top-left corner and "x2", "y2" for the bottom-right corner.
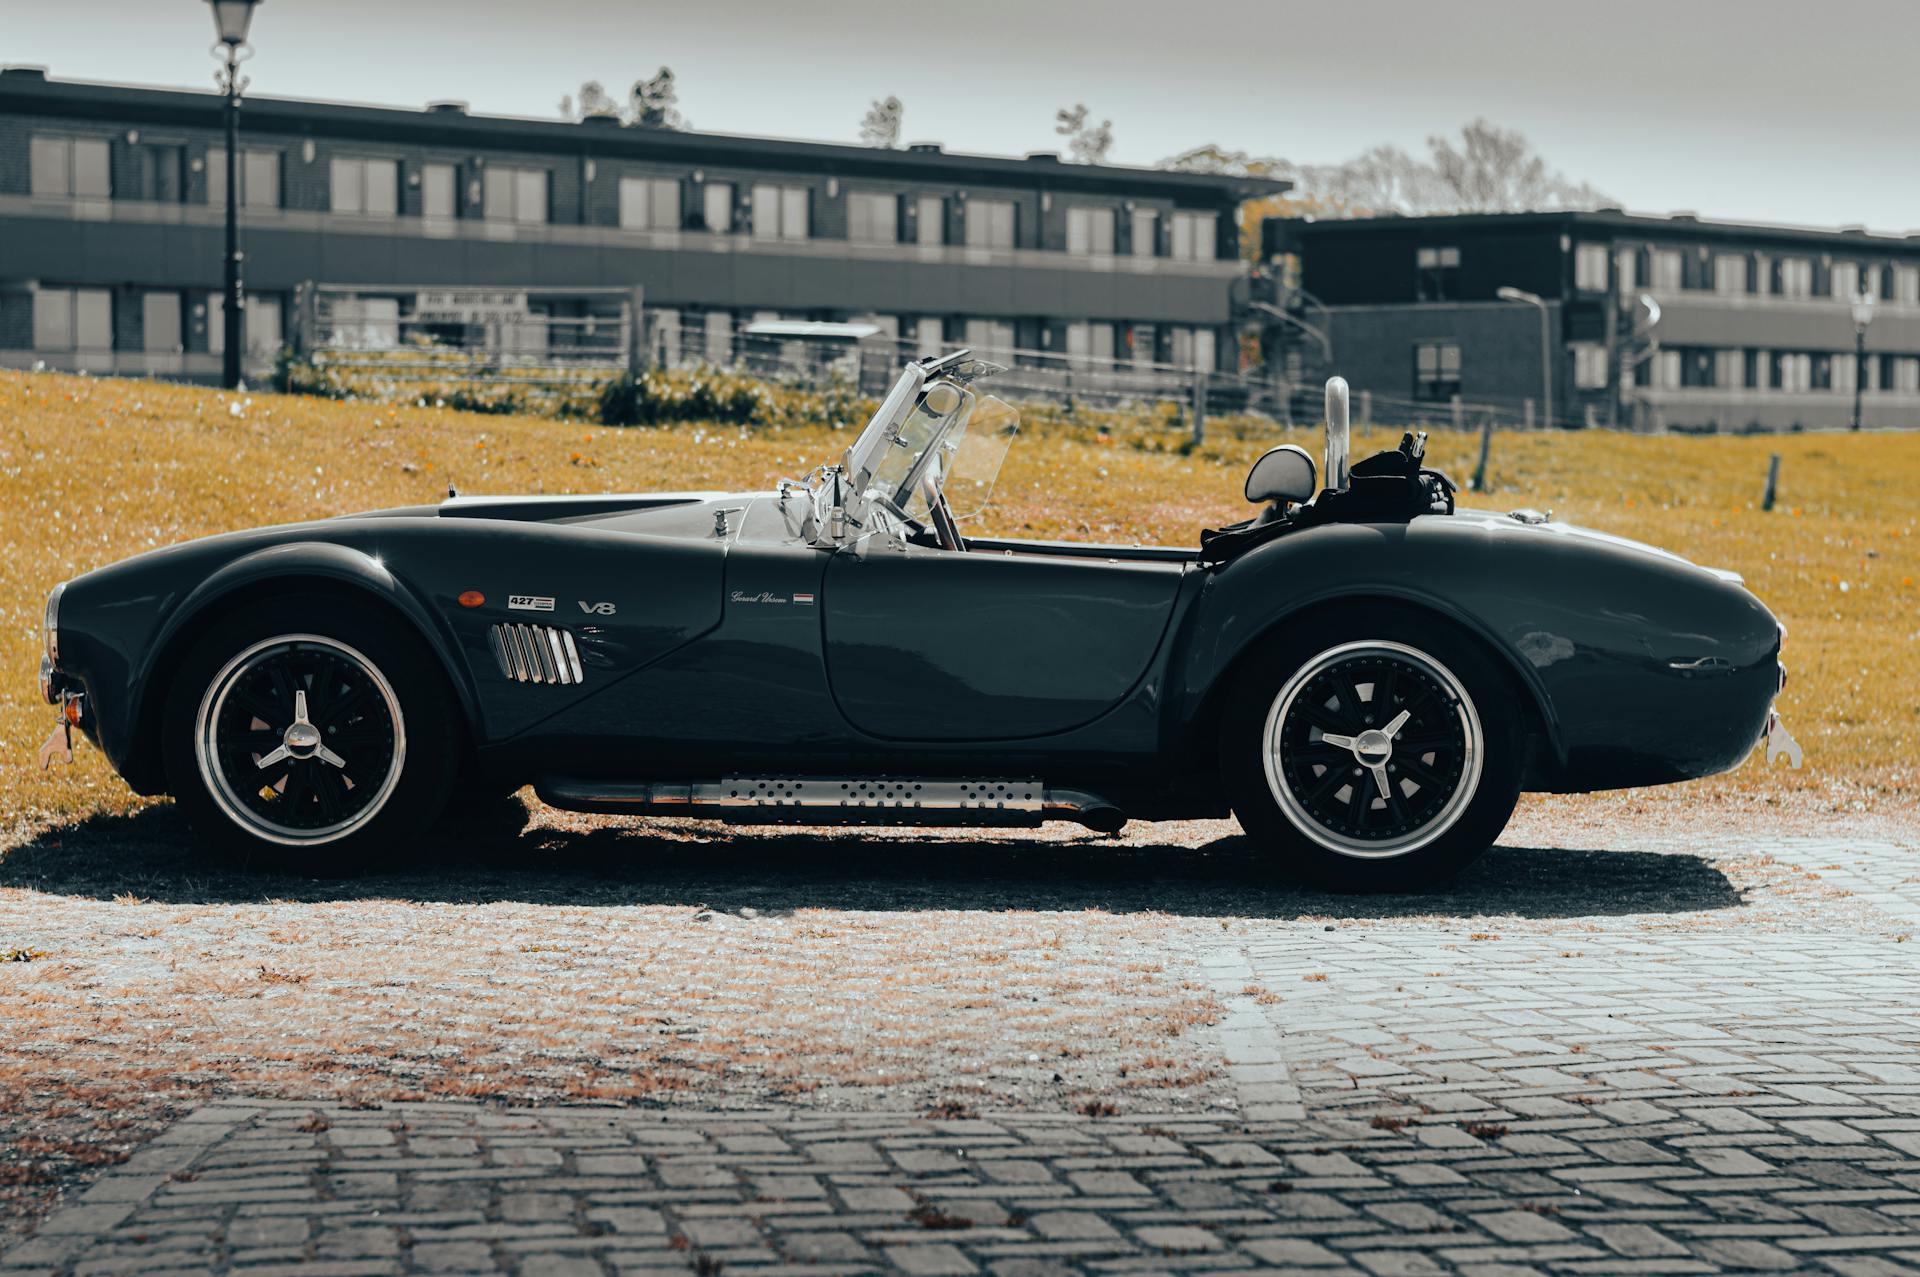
[{"x1": 489, "y1": 623, "x2": 585, "y2": 685}]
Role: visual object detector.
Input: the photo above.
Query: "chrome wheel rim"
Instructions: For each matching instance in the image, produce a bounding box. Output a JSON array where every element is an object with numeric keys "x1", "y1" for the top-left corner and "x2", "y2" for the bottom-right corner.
[
  {"x1": 1261, "y1": 639, "x2": 1482, "y2": 860},
  {"x1": 194, "y1": 634, "x2": 406, "y2": 846}
]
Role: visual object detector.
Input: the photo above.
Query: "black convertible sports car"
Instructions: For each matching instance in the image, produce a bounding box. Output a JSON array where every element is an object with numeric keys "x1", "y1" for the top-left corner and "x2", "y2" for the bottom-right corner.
[{"x1": 36, "y1": 355, "x2": 1801, "y2": 887}]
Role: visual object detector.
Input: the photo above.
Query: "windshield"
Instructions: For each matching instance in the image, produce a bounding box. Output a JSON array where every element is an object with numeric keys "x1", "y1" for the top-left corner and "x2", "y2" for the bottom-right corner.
[{"x1": 846, "y1": 354, "x2": 1018, "y2": 527}]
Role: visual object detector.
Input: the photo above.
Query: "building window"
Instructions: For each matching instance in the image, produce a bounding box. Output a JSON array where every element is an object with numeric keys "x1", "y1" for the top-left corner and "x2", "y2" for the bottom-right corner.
[
  {"x1": 915, "y1": 317, "x2": 944, "y2": 359},
  {"x1": 1648, "y1": 249, "x2": 1683, "y2": 290},
  {"x1": 329, "y1": 156, "x2": 399, "y2": 216},
  {"x1": 1776, "y1": 257, "x2": 1812, "y2": 298},
  {"x1": 1616, "y1": 247, "x2": 1640, "y2": 295},
  {"x1": 30, "y1": 135, "x2": 111, "y2": 198},
  {"x1": 422, "y1": 163, "x2": 456, "y2": 219},
  {"x1": 1832, "y1": 352, "x2": 1858, "y2": 394},
  {"x1": 1066, "y1": 206, "x2": 1115, "y2": 256},
  {"x1": 963, "y1": 318, "x2": 1015, "y2": 359},
  {"x1": 207, "y1": 147, "x2": 282, "y2": 209},
  {"x1": 1065, "y1": 321, "x2": 1115, "y2": 364},
  {"x1": 141, "y1": 291, "x2": 182, "y2": 353},
  {"x1": 208, "y1": 293, "x2": 284, "y2": 358},
  {"x1": 482, "y1": 166, "x2": 548, "y2": 224},
  {"x1": 1771, "y1": 352, "x2": 1811, "y2": 392},
  {"x1": 915, "y1": 196, "x2": 944, "y2": 247},
  {"x1": 1170, "y1": 326, "x2": 1217, "y2": 371},
  {"x1": 1714, "y1": 254, "x2": 1750, "y2": 296},
  {"x1": 1413, "y1": 341, "x2": 1461, "y2": 400},
  {"x1": 1131, "y1": 208, "x2": 1158, "y2": 258},
  {"x1": 32, "y1": 288, "x2": 112, "y2": 351},
  {"x1": 1831, "y1": 261, "x2": 1861, "y2": 301},
  {"x1": 1170, "y1": 212, "x2": 1217, "y2": 262},
  {"x1": 846, "y1": 191, "x2": 898, "y2": 245},
  {"x1": 1574, "y1": 243, "x2": 1609, "y2": 292},
  {"x1": 702, "y1": 182, "x2": 733, "y2": 232},
  {"x1": 1415, "y1": 246, "x2": 1461, "y2": 301},
  {"x1": 1894, "y1": 266, "x2": 1920, "y2": 304},
  {"x1": 703, "y1": 311, "x2": 732, "y2": 363},
  {"x1": 964, "y1": 198, "x2": 1015, "y2": 250},
  {"x1": 1893, "y1": 356, "x2": 1920, "y2": 393},
  {"x1": 1714, "y1": 349, "x2": 1746, "y2": 389},
  {"x1": 751, "y1": 183, "x2": 809, "y2": 239},
  {"x1": 619, "y1": 176, "x2": 681, "y2": 230},
  {"x1": 1571, "y1": 342, "x2": 1607, "y2": 389}
]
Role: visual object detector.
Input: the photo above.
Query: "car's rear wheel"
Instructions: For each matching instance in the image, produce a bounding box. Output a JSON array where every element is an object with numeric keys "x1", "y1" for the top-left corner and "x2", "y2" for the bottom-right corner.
[
  {"x1": 162, "y1": 596, "x2": 460, "y2": 874},
  {"x1": 1221, "y1": 607, "x2": 1523, "y2": 891}
]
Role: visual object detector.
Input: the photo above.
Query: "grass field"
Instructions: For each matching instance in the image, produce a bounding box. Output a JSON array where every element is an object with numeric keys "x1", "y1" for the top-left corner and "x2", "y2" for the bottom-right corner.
[{"x1": 2, "y1": 367, "x2": 1915, "y2": 842}]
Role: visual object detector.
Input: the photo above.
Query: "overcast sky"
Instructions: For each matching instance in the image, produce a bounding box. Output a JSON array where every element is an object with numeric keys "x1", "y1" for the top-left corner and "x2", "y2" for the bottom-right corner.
[{"x1": 6, "y1": 0, "x2": 1916, "y2": 233}]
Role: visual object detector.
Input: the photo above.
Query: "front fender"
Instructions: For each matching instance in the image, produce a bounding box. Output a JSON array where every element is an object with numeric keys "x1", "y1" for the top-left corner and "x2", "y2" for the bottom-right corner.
[{"x1": 118, "y1": 541, "x2": 483, "y2": 786}]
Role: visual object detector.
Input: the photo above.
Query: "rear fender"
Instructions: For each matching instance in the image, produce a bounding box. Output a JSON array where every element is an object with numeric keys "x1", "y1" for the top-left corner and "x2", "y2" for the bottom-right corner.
[{"x1": 1167, "y1": 523, "x2": 1566, "y2": 774}]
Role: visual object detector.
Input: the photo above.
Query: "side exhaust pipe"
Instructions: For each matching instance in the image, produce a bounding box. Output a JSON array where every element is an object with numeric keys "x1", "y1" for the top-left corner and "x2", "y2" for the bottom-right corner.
[{"x1": 1324, "y1": 376, "x2": 1351, "y2": 494}]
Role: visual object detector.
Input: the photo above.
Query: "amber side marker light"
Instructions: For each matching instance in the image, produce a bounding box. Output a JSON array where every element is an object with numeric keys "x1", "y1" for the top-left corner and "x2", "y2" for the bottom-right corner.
[{"x1": 458, "y1": 591, "x2": 486, "y2": 609}]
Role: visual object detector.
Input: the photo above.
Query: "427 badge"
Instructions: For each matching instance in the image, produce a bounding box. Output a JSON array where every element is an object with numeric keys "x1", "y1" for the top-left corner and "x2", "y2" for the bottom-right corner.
[{"x1": 507, "y1": 595, "x2": 554, "y2": 612}]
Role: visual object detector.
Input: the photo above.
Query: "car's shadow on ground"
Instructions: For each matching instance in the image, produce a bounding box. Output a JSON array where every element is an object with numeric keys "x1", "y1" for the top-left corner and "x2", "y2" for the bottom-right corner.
[{"x1": 1, "y1": 805, "x2": 1744, "y2": 920}]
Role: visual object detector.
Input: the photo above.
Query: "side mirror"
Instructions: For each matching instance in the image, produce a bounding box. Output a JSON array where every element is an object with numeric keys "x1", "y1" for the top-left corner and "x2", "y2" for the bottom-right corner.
[{"x1": 1245, "y1": 444, "x2": 1318, "y2": 506}]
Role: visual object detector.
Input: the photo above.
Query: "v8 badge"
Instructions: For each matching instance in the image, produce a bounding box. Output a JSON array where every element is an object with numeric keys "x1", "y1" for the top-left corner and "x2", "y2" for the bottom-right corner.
[{"x1": 578, "y1": 601, "x2": 617, "y2": 616}]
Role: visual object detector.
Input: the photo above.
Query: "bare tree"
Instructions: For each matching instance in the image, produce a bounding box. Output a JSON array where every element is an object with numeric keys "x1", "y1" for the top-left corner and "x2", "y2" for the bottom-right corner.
[
  {"x1": 1161, "y1": 121, "x2": 1607, "y2": 216},
  {"x1": 558, "y1": 68, "x2": 685, "y2": 129},
  {"x1": 860, "y1": 96, "x2": 903, "y2": 148},
  {"x1": 1054, "y1": 103, "x2": 1114, "y2": 165},
  {"x1": 629, "y1": 66, "x2": 684, "y2": 130},
  {"x1": 558, "y1": 80, "x2": 621, "y2": 122}
]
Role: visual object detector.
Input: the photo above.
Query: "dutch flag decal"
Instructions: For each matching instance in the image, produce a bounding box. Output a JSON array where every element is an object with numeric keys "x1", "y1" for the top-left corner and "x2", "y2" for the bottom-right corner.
[{"x1": 792, "y1": 592, "x2": 816, "y2": 606}]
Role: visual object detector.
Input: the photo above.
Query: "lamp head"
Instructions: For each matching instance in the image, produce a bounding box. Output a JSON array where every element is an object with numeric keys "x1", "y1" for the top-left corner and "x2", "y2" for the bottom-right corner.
[{"x1": 207, "y1": 0, "x2": 261, "y2": 47}]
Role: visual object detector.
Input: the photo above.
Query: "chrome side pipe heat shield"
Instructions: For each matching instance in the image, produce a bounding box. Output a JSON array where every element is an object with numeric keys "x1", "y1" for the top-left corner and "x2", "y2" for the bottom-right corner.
[
  {"x1": 534, "y1": 775, "x2": 1128, "y2": 833},
  {"x1": 1324, "y1": 375, "x2": 1351, "y2": 494}
]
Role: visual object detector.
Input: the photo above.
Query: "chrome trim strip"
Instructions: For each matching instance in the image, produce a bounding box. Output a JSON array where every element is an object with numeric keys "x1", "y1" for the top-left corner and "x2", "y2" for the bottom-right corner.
[{"x1": 533, "y1": 776, "x2": 1124, "y2": 830}]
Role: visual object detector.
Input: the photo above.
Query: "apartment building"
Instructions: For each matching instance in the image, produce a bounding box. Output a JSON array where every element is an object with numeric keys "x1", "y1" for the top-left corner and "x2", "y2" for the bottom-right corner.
[
  {"x1": 1265, "y1": 210, "x2": 1920, "y2": 430},
  {"x1": 0, "y1": 67, "x2": 1284, "y2": 381}
]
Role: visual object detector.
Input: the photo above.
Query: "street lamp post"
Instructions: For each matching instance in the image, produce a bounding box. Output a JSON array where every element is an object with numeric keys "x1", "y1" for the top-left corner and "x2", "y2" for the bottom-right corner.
[
  {"x1": 1851, "y1": 287, "x2": 1876, "y2": 432},
  {"x1": 1496, "y1": 286, "x2": 1554, "y2": 428},
  {"x1": 207, "y1": 0, "x2": 262, "y2": 390}
]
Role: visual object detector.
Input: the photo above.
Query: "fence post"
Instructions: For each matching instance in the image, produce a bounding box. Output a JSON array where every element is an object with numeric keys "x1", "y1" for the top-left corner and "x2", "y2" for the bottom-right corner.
[
  {"x1": 1358, "y1": 390, "x2": 1372, "y2": 429},
  {"x1": 1190, "y1": 370, "x2": 1207, "y2": 449},
  {"x1": 1523, "y1": 397, "x2": 1535, "y2": 431},
  {"x1": 625, "y1": 286, "x2": 646, "y2": 377},
  {"x1": 1762, "y1": 453, "x2": 1781, "y2": 512},
  {"x1": 1450, "y1": 394, "x2": 1464, "y2": 432},
  {"x1": 1472, "y1": 412, "x2": 1494, "y2": 492}
]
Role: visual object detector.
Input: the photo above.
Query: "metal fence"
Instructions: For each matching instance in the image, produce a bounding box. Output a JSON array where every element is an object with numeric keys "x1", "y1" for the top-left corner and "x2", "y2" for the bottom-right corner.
[{"x1": 285, "y1": 282, "x2": 1697, "y2": 435}]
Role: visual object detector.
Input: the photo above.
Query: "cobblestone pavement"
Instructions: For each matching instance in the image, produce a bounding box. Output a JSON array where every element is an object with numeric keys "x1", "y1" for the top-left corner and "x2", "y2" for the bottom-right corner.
[{"x1": 3, "y1": 806, "x2": 1919, "y2": 1273}]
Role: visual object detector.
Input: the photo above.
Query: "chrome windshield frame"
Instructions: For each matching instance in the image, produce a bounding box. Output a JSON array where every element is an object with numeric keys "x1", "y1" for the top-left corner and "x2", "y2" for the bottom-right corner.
[{"x1": 799, "y1": 351, "x2": 1002, "y2": 551}]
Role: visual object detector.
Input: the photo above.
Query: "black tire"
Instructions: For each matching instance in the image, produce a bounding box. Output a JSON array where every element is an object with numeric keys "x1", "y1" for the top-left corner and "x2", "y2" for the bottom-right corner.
[
  {"x1": 1221, "y1": 604, "x2": 1523, "y2": 891},
  {"x1": 161, "y1": 594, "x2": 461, "y2": 875}
]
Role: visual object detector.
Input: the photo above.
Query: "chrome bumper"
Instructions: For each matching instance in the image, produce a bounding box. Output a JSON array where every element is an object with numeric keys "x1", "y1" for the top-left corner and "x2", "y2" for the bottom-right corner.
[
  {"x1": 1756, "y1": 658, "x2": 1802, "y2": 769},
  {"x1": 1760, "y1": 709, "x2": 1803, "y2": 769}
]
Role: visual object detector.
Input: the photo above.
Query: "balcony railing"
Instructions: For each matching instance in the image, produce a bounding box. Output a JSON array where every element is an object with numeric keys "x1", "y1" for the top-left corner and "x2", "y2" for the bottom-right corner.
[{"x1": 0, "y1": 194, "x2": 1244, "y2": 280}]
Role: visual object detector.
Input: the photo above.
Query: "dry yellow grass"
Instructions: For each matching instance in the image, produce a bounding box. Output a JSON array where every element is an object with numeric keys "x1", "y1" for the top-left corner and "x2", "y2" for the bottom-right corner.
[{"x1": 2, "y1": 367, "x2": 1915, "y2": 840}]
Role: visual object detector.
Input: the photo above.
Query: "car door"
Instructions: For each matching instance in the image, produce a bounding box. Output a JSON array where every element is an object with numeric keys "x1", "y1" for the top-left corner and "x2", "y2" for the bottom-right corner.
[{"x1": 822, "y1": 543, "x2": 1186, "y2": 741}]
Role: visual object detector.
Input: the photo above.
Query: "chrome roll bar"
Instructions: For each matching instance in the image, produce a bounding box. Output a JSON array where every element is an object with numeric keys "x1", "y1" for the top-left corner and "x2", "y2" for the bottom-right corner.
[{"x1": 1324, "y1": 375, "x2": 1351, "y2": 494}]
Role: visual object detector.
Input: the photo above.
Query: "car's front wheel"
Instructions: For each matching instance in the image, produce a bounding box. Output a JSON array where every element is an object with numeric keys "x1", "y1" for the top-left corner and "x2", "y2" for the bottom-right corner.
[
  {"x1": 162, "y1": 595, "x2": 460, "y2": 874},
  {"x1": 1222, "y1": 607, "x2": 1523, "y2": 891}
]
